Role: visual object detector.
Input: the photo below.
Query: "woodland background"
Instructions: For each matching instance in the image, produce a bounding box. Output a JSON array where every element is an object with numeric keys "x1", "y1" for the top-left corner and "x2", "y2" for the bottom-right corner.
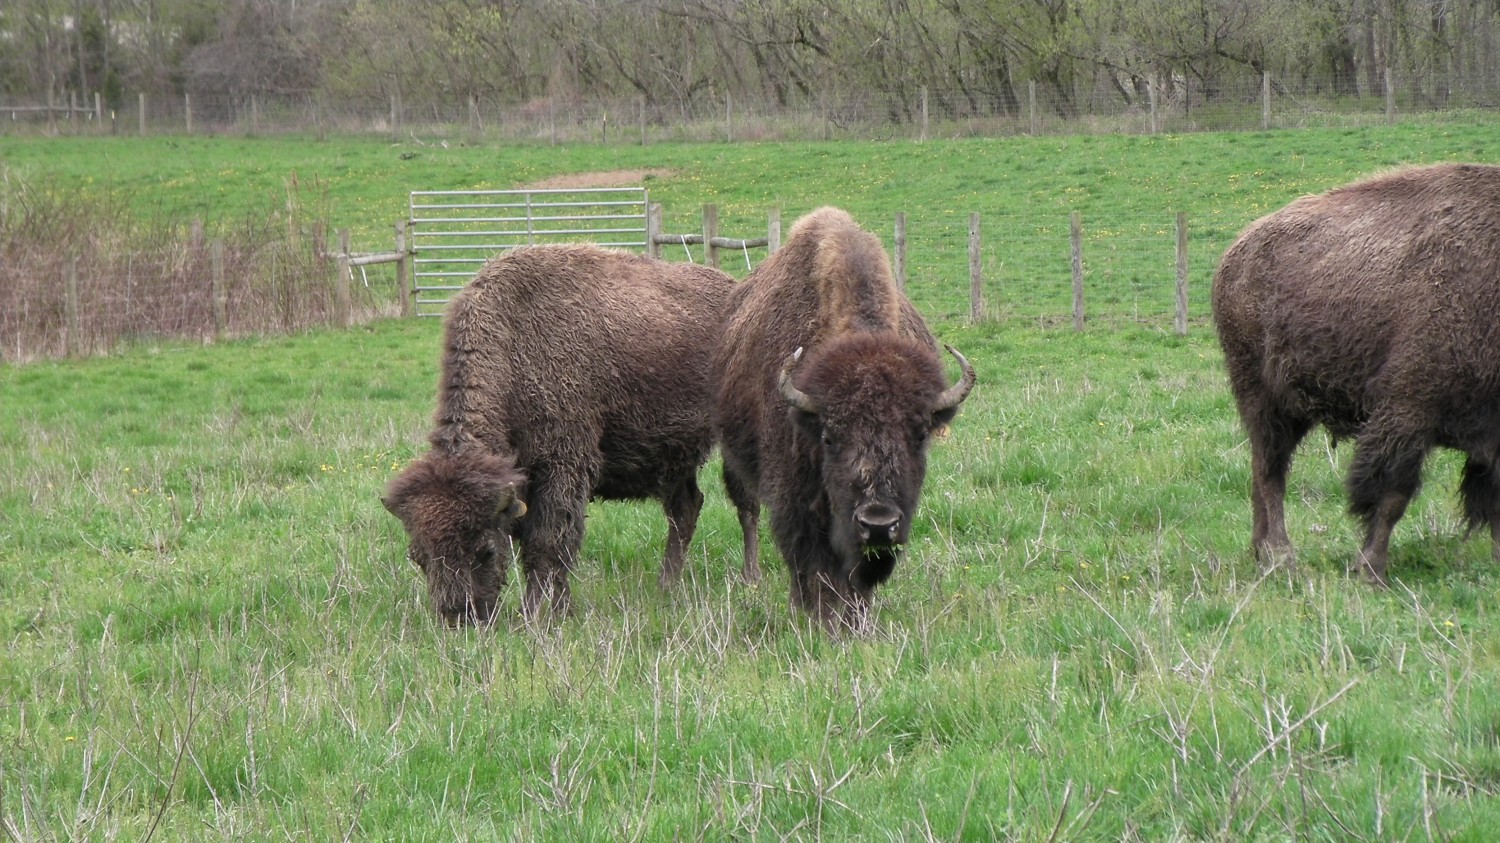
[{"x1": 5, "y1": 0, "x2": 1500, "y2": 134}]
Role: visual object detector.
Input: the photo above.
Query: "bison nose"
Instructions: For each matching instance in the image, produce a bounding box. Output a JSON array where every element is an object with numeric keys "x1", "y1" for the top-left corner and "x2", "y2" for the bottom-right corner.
[{"x1": 855, "y1": 502, "x2": 903, "y2": 546}]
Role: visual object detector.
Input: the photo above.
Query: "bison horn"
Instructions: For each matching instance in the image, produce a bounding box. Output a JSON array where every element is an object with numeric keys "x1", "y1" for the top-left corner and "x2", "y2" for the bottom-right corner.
[
  {"x1": 933, "y1": 345, "x2": 976, "y2": 412},
  {"x1": 778, "y1": 347, "x2": 821, "y2": 415}
]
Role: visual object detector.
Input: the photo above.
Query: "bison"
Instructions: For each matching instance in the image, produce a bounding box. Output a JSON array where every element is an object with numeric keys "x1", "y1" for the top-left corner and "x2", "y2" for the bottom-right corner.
[
  {"x1": 383, "y1": 244, "x2": 757, "y2": 624},
  {"x1": 712, "y1": 207, "x2": 975, "y2": 629},
  {"x1": 1212, "y1": 162, "x2": 1500, "y2": 584}
]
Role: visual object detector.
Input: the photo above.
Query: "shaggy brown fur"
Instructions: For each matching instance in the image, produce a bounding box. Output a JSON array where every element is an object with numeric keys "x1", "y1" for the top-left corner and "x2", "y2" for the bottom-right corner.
[
  {"x1": 712, "y1": 207, "x2": 976, "y2": 630},
  {"x1": 384, "y1": 244, "x2": 756, "y2": 624},
  {"x1": 1212, "y1": 162, "x2": 1500, "y2": 584}
]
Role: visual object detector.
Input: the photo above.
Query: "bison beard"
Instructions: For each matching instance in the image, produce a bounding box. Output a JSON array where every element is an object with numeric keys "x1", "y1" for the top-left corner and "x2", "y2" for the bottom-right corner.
[
  {"x1": 1212, "y1": 162, "x2": 1500, "y2": 584},
  {"x1": 714, "y1": 207, "x2": 975, "y2": 631}
]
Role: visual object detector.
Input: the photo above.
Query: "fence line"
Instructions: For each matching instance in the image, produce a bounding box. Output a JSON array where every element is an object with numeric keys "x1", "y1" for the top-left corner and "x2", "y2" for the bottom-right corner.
[
  {"x1": 7, "y1": 203, "x2": 1218, "y2": 363},
  {"x1": 647, "y1": 204, "x2": 781, "y2": 270},
  {"x1": 6, "y1": 69, "x2": 1499, "y2": 142}
]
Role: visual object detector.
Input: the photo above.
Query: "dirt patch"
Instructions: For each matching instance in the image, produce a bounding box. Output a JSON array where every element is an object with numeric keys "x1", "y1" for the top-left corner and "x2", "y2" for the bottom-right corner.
[{"x1": 518, "y1": 169, "x2": 675, "y2": 190}]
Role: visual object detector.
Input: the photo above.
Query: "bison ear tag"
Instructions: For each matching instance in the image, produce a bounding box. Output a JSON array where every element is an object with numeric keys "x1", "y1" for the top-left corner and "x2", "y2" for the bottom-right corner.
[{"x1": 933, "y1": 425, "x2": 951, "y2": 441}]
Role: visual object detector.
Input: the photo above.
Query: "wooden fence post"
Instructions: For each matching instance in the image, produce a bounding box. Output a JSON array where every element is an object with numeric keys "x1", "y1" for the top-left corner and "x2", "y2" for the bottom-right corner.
[
  {"x1": 1261, "y1": 73, "x2": 1271, "y2": 130},
  {"x1": 703, "y1": 204, "x2": 720, "y2": 269},
  {"x1": 920, "y1": 86, "x2": 929, "y2": 142},
  {"x1": 1148, "y1": 80, "x2": 1158, "y2": 134},
  {"x1": 968, "y1": 213, "x2": 982, "y2": 322},
  {"x1": 767, "y1": 208, "x2": 781, "y2": 253},
  {"x1": 725, "y1": 94, "x2": 733, "y2": 143},
  {"x1": 138, "y1": 92, "x2": 146, "y2": 137},
  {"x1": 1175, "y1": 212, "x2": 1189, "y2": 336},
  {"x1": 64, "y1": 257, "x2": 80, "y2": 357},
  {"x1": 1385, "y1": 67, "x2": 1396, "y2": 124},
  {"x1": 251, "y1": 95, "x2": 260, "y2": 135},
  {"x1": 211, "y1": 239, "x2": 227, "y2": 338},
  {"x1": 395, "y1": 221, "x2": 411, "y2": 318},
  {"x1": 1070, "y1": 211, "x2": 1085, "y2": 332},
  {"x1": 336, "y1": 229, "x2": 353, "y2": 328},
  {"x1": 647, "y1": 203, "x2": 664, "y2": 259},
  {"x1": 894, "y1": 211, "x2": 907, "y2": 290},
  {"x1": 185, "y1": 93, "x2": 193, "y2": 134},
  {"x1": 1029, "y1": 81, "x2": 1038, "y2": 135},
  {"x1": 639, "y1": 96, "x2": 647, "y2": 146}
]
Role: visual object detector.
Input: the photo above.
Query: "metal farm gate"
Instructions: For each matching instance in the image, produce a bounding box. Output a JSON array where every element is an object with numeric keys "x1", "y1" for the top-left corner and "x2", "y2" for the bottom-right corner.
[{"x1": 407, "y1": 187, "x2": 649, "y2": 315}]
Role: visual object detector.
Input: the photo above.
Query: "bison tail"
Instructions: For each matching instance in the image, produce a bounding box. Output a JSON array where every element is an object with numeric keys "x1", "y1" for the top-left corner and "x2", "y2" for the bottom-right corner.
[{"x1": 1460, "y1": 458, "x2": 1500, "y2": 536}]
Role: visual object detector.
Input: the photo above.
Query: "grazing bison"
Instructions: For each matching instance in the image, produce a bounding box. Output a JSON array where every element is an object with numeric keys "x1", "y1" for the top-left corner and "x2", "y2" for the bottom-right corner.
[
  {"x1": 1212, "y1": 162, "x2": 1500, "y2": 584},
  {"x1": 712, "y1": 207, "x2": 975, "y2": 629},
  {"x1": 383, "y1": 244, "x2": 756, "y2": 624}
]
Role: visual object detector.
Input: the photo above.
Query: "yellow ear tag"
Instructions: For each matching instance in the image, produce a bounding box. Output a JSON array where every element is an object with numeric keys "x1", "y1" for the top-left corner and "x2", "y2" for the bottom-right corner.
[{"x1": 933, "y1": 425, "x2": 951, "y2": 441}]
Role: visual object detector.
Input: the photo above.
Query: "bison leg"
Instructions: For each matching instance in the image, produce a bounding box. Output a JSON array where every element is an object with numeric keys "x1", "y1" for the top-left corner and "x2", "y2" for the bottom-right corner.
[
  {"x1": 1246, "y1": 407, "x2": 1312, "y2": 570},
  {"x1": 657, "y1": 476, "x2": 704, "y2": 588},
  {"x1": 517, "y1": 465, "x2": 591, "y2": 620},
  {"x1": 722, "y1": 466, "x2": 762, "y2": 582},
  {"x1": 1346, "y1": 430, "x2": 1429, "y2": 585},
  {"x1": 770, "y1": 505, "x2": 841, "y2": 616}
]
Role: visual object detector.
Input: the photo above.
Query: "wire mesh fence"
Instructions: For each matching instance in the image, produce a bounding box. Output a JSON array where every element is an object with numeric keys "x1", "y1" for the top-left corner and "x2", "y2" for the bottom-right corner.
[
  {"x1": 7, "y1": 69, "x2": 1500, "y2": 142},
  {"x1": 1, "y1": 200, "x2": 1229, "y2": 363},
  {"x1": 0, "y1": 236, "x2": 398, "y2": 363}
]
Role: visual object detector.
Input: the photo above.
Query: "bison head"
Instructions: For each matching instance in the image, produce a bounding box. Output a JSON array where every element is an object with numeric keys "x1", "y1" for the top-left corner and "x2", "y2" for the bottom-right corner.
[
  {"x1": 779, "y1": 333, "x2": 975, "y2": 585},
  {"x1": 381, "y1": 450, "x2": 527, "y2": 626}
]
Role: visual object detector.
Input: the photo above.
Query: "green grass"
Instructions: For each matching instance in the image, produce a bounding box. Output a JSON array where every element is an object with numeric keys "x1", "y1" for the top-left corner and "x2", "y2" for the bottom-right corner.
[
  {"x1": 5, "y1": 320, "x2": 1500, "y2": 839},
  {"x1": 5, "y1": 125, "x2": 1500, "y2": 838},
  {"x1": 5, "y1": 120, "x2": 1499, "y2": 329}
]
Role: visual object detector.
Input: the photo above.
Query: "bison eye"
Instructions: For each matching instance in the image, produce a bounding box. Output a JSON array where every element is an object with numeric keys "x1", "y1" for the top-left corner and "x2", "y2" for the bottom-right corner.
[{"x1": 821, "y1": 430, "x2": 838, "y2": 449}]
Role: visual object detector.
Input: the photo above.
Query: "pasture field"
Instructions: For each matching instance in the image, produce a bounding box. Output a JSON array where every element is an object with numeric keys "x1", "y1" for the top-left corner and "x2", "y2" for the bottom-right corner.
[
  {"x1": 4, "y1": 118, "x2": 1500, "y2": 328},
  {"x1": 3, "y1": 125, "x2": 1500, "y2": 839},
  {"x1": 4, "y1": 320, "x2": 1500, "y2": 840}
]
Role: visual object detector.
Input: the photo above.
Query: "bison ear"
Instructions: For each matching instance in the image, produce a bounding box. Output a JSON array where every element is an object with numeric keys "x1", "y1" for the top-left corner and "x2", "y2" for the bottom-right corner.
[
  {"x1": 499, "y1": 496, "x2": 527, "y2": 519},
  {"x1": 381, "y1": 494, "x2": 401, "y2": 517}
]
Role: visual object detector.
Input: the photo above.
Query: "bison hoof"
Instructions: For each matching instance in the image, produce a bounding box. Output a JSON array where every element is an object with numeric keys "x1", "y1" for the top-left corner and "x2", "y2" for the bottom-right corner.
[
  {"x1": 1349, "y1": 557, "x2": 1390, "y2": 589},
  {"x1": 1253, "y1": 542, "x2": 1296, "y2": 572}
]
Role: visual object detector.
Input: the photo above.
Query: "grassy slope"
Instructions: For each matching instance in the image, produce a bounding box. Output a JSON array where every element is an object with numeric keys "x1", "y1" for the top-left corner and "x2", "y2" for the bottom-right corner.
[
  {"x1": 3, "y1": 126, "x2": 1500, "y2": 839},
  {"x1": 5, "y1": 120, "x2": 1498, "y2": 324}
]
